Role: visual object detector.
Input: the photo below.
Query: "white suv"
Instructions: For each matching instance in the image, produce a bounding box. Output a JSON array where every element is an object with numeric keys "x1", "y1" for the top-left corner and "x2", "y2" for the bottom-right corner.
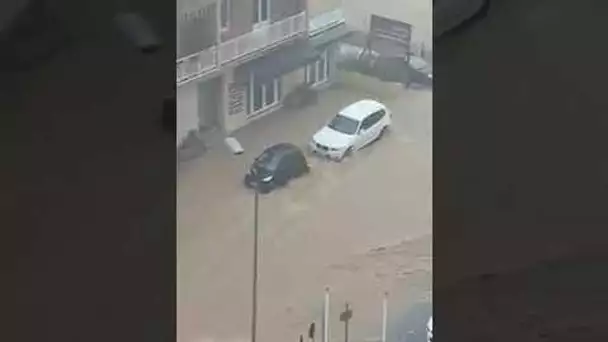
[{"x1": 309, "y1": 99, "x2": 391, "y2": 161}]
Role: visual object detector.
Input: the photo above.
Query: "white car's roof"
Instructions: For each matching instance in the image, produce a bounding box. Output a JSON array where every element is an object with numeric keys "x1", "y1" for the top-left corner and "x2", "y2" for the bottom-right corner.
[{"x1": 339, "y1": 99, "x2": 385, "y2": 121}]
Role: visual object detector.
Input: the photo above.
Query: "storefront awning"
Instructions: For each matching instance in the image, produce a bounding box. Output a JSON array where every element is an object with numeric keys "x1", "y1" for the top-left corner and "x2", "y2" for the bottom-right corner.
[{"x1": 236, "y1": 40, "x2": 321, "y2": 84}]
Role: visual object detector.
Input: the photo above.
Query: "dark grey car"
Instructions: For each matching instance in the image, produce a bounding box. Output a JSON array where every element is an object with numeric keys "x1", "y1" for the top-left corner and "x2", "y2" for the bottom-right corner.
[
  {"x1": 244, "y1": 143, "x2": 310, "y2": 194},
  {"x1": 404, "y1": 55, "x2": 433, "y2": 87}
]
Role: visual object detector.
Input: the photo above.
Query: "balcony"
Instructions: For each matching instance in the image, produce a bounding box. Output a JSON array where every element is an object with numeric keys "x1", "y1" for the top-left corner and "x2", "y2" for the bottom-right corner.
[
  {"x1": 308, "y1": 8, "x2": 346, "y2": 37},
  {"x1": 177, "y1": 11, "x2": 307, "y2": 86}
]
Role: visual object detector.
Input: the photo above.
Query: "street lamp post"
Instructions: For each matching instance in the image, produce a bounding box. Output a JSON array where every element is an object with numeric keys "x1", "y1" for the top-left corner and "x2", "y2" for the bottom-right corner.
[{"x1": 251, "y1": 185, "x2": 260, "y2": 342}]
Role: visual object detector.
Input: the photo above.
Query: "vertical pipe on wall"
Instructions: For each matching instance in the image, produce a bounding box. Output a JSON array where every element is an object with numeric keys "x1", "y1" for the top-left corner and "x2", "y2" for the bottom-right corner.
[{"x1": 323, "y1": 287, "x2": 330, "y2": 342}]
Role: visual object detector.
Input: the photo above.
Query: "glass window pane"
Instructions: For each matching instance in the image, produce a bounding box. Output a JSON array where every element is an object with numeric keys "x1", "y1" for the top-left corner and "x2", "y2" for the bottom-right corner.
[
  {"x1": 221, "y1": 0, "x2": 229, "y2": 28},
  {"x1": 261, "y1": 0, "x2": 269, "y2": 21},
  {"x1": 264, "y1": 80, "x2": 275, "y2": 105},
  {"x1": 307, "y1": 64, "x2": 315, "y2": 84},
  {"x1": 318, "y1": 58, "x2": 326, "y2": 82},
  {"x1": 253, "y1": 82, "x2": 263, "y2": 112}
]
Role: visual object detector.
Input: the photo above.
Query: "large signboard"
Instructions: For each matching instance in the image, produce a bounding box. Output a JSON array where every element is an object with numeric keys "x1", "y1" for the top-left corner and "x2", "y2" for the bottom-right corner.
[{"x1": 369, "y1": 14, "x2": 413, "y2": 58}]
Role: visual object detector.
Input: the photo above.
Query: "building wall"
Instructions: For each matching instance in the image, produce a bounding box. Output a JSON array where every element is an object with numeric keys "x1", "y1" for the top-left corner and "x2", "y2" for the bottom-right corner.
[
  {"x1": 221, "y1": 44, "x2": 340, "y2": 134},
  {"x1": 223, "y1": 68, "x2": 249, "y2": 133},
  {"x1": 220, "y1": 0, "x2": 255, "y2": 41},
  {"x1": 177, "y1": 2, "x2": 218, "y2": 58},
  {"x1": 197, "y1": 78, "x2": 222, "y2": 129},
  {"x1": 282, "y1": 66, "x2": 306, "y2": 96},
  {"x1": 177, "y1": 82, "x2": 200, "y2": 146},
  {"x1": 270, "y1": 0, "x2": 305, "y2": 23},
  {"x1": 307, "y1": 0, "x2": 341, "y2": 17}
]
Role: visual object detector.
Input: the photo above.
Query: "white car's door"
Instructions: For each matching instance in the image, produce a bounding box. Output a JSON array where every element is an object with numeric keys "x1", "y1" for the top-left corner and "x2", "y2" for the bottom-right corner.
[
  {"x1": 369, "y1": 110, "x2": 385, "y2": 139},
  {"x1": 363, "y1": 110, "x2": 386, "y2": 144},
  {"x1": 357, "y1": 114, "x2": 377, "y2": 149}
]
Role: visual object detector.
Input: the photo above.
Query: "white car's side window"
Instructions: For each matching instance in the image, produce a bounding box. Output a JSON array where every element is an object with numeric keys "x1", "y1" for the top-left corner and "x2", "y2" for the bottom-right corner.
[{"x1": 361, "y1": 116, "x2": 373, "y2": 130}]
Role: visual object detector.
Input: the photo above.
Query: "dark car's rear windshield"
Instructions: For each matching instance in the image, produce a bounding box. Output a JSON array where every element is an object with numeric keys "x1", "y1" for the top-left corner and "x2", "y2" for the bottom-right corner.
[
  {"x1": 328, "y1": 114, "x2": 359, "y2": 135},
  {"x1": 254, "y1": 150, "x2": 281, "y2": 171}
]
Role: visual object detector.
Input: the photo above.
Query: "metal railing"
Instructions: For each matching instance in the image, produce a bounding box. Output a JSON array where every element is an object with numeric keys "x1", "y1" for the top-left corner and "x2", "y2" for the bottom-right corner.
[
  {"x1": 177, "y1": 11, "x2": 307, "y2": 85},
  {"x1": 308, "y1": 8, "x2": 346, "y2": 36},
  {"x1": 176, "y1": 46, "x2": 218, "y2": 85}
]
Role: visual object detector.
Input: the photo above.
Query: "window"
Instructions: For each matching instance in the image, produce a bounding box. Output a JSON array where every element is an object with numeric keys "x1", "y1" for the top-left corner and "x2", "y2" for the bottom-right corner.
[
  {"x1": 360, "y1": 116, "x2": 375, "y2": 131},
  {"x1": 328, "y1": 115, "x2": 359, "y2": 135},
  {"x1": 249, "y1": 75, "x2": 280, "y2": 114},
  {"x1": 220, "y1": 0, "x2": 230, "y2": 30},
  {"x1": 362, "y1": 109, "x2": 385, "y2": 130},
  {"x1": 305, "y1": 50, "x2": 329, "y2": 86},
  {"x1": 254, "y1": 0, "x2": 270, "y2": 24}
]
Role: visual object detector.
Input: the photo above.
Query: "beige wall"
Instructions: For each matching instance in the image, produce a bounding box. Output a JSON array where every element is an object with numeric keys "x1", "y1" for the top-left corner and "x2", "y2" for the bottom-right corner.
[
  {"x1": 307, "y1": 0, "x2": 341, "y2": 17},
  {"x1": 223, "y1": 69, "x2": 249, "y2": 133},
  {"x1": 221, "y1": 0, "x2": 255, "y2": 41},
  {"x1": 224, "y1": 67, "x2": 306, "y2": 134},
  {"x1": 282, "y1": 67, "x2": 306, "y2": 96}
]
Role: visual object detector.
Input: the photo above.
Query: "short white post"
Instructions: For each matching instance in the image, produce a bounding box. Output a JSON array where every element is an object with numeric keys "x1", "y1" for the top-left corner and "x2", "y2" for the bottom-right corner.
[
  {"x1": 381, "y1": 292, "x2": 388, "y2": 342},
  {"x1": 323, "y1": 287, "x2": 330, "y2": 342}
]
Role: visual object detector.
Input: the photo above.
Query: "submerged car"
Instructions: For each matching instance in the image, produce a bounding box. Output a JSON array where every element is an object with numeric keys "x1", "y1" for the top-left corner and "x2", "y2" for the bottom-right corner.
[
  {"x1": 405, "y1": 55, "x2": 433, "y2": 87},
  {"x1": 244, "y1": 143, "x2": 310, "y2": 193},
  {"x1": 309, "y1": 99, "x2": 391, "y2": 161}
]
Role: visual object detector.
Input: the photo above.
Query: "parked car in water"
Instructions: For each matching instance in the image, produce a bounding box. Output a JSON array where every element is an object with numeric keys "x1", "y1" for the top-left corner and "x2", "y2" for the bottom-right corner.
[
  {"x1": 405, "y1": 55, "x2": 433, "y2": 87},
  {"x1": 336, "y1": 43, "x2": 432, "y2": 87},
  {"x1": 309, "y1": 99, "x2": 391, "y2": 161},
  {"x1": 244, "y1": 143, "x2": 310, "y2": 193}
]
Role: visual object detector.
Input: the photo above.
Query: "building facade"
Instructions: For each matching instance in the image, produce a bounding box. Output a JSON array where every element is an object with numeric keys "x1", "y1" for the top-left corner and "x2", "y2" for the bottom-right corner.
[{"x1": 177, "y1": 0, "x2": 350, "y2": 147}]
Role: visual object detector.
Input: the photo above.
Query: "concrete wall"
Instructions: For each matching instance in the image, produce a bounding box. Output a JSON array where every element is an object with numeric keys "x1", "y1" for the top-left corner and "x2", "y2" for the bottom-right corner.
[
  {"x1": 223, "y1": 69, "x2": 249, "y2": 133},
  {"x1": 178, "y1": 2, "x2": 218, "y2": 57},
  {"x1": 307, "y1": 0, "x2": 341, "y2": 17},
  {"x1": 177, "y1": 82, "x2": 200, "y2": 146},
  {"x1": 271, "y1": 0, "x2": 305, "y2": 23},
  {"x1": 221, "y1": 0, "x2": 255, "y2": 41},
  {"x1": 282, "y1": 67, "x2": 306, "y2": 96}
]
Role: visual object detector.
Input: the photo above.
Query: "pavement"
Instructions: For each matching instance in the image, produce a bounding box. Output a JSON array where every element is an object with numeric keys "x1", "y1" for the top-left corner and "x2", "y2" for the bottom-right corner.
[{"x1": 177, "y1": 73, "x2": 432, "y2": 342}]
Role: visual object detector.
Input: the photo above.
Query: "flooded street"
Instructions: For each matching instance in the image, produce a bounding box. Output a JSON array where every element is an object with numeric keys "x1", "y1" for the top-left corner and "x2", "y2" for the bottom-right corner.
[{"x1": 178, "y1": 77, "x2": 431, "y2": 342}]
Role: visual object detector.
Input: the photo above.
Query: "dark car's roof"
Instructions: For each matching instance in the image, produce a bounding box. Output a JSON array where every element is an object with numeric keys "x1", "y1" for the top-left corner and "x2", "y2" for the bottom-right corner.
[
  {"x1": 263, "y1": 143, "x2": 302, "y2": 156},
  {"x1": 254, "y1": 143, "x2": 302, "y2": 168}
]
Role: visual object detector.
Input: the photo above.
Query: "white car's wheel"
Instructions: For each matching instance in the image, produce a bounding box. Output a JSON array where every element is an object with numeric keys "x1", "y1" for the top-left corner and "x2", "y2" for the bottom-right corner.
[
  {"x1": 338, "y1": 146, "x2": 353, "y2": 162},
  {"x1": 379, "y1": 125, "x2": 389, "y2": 139}
]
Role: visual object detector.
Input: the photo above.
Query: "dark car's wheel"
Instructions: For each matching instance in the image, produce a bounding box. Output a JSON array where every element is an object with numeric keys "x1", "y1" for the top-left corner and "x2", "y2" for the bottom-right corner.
[
  {"x1": 302, "y1": 164, "x2": 311, "y2": 174},
  {"x1": 243, "y1": 175, "x2": 253, "y2": 188},
  {"x1": 275, "y1": 176, "x2": 288, "y2": 187}
]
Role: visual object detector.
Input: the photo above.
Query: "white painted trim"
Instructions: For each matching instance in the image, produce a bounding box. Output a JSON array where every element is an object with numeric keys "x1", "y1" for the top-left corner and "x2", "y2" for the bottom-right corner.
[
  {"x1": 305, "y1": 50, "x2": 329, "y2": 87},
  {"x1": 220, "y1": 0, "x2": 231, "y2": 31},
  {"x1": 249, "y1": 74, "x2": 281, "y2": 116},
  {"x1": 253, "y1": 0, "x2": 270, "y2": 25}
]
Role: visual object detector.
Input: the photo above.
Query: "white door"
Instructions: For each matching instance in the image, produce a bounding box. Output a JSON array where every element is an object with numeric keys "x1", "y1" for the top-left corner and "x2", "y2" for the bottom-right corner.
[
  {"x1": 369, "y1": 110, "x2": 386, "y2": 139},
  {"x1": 356, "y1": 115, "x2": 376, "y2": 149}
]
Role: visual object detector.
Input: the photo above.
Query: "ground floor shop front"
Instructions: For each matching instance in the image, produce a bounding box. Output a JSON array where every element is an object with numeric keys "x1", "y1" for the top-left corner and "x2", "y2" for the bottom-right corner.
[{"x1": 177, "y1": 26, "x2": 351, "y2": 148}]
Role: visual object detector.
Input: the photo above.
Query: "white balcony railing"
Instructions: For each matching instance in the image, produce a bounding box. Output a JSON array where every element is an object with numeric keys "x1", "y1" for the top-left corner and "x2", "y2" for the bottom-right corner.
[
  {"x1": 308, "y1": 8, "x2": 345, "y2": 36},
  {"x1": 177, "y1": 11, "x2": 307, "y2": 85},
  {"x1": 177, "y1": 46, "x2": 218, "y2": 85}
]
